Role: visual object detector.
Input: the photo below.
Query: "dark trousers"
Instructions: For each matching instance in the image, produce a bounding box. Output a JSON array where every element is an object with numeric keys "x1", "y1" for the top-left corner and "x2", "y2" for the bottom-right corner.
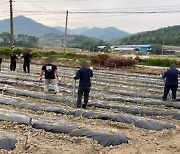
[
  {"x1": 23, "y1": 62, "x2": 30, "y2": 73},
  {"x1": 10, "y1": 62, "x2": 16, "y2": 71},
  {"x1": 163, "y1": 84, "x2": 178, "y2": 100},
  {"x1": 77, "y1": 86, "x2": 90, "y2": 108}
]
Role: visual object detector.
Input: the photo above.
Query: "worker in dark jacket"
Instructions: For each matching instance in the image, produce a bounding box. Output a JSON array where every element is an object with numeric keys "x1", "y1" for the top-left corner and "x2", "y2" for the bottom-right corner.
[
  {"x1": 10, "y1": 51, "x2": 18, "y2": 71},
  {"x1": 22, "y1": 50, "x2": 31, "y2": 73},
  {"x1": 162, "y1": 64, "x2": 180, "y2": 101},
  {"x1": 74, "y1": 61, "x2": 93, "y2": 109}
]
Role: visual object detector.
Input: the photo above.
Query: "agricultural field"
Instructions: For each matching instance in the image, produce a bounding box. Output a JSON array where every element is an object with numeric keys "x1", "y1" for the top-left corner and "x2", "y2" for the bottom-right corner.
[{"x1": 0, "y1": 61, "x2": 180, "y2": 154}]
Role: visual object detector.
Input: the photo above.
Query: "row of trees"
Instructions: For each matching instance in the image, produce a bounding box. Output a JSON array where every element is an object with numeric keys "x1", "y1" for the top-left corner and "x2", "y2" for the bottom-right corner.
[
  {"x1": 0, "y1": 32, "x2": 39, "y2": 48},
  {"x1": 0, "y1": 32, "x2": 110, "y2": 52},
  {"x1": 67, "y1": 35, "x2": 110, "y2": 52},
  {"x1": 111, "y1": 25, "x2": 180, "y2": 54}
]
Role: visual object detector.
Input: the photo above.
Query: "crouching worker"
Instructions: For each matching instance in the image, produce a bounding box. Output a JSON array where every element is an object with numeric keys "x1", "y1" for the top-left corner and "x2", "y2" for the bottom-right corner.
[
  {"x1": 162, "y1": 64, "x2": 180, "y2": 102},
  {"x1": 74, "y1": 61, "x2": 93, "y2": 109},
  {"x1": 39, "y1": 58, "x2": 61, "y2": 95}
]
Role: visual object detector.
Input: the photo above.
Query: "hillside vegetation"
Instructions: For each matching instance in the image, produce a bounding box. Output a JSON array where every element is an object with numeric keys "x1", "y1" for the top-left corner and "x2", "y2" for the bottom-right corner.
[{"x1": 113, "y1": 25, "x2": 180, "y2": 46}]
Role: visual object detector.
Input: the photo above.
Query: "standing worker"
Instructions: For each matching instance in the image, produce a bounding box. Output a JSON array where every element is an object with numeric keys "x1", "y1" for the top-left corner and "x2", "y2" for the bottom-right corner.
[
  {"x1": 23, "y1": 50, "x2": 31, "y2": 73},
  {"x1": 74, "y1": 61, "x2": 93, "y2": 109},
  {"x1": 162, "y1": 64, "x2": 180, "y2": 102},
  {"x1": 39, "y1": 58, "x2": 61, "y2": 95},
  {"x1": 10, "y1": 51, "x2": 18, "y2": 71}
]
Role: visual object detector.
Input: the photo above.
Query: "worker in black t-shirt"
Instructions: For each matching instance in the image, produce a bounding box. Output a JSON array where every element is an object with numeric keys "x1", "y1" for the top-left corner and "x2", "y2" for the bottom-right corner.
[{"x1": 39, "y1": 59, "x2": 60, "y2": 94}]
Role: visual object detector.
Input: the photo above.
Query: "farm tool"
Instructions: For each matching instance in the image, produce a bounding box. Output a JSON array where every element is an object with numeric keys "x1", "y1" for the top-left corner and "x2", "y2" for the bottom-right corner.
[
  {"x1": 24, "y1": 117, "x2": 32, "y2": 150},
  {"x1": 73, "y1": 70, "x2": 77, "y2": 104}
]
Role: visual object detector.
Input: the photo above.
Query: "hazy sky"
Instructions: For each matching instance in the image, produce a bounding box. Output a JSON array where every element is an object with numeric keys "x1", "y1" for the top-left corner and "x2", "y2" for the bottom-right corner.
[{"x1": 1, "y1": 0, "x2": 180, "y2": 33}]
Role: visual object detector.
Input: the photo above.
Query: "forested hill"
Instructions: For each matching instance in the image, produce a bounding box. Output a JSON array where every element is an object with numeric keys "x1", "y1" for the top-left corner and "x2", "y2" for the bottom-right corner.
[{"x1": 113, "y1": 25, "x2": 180, "y2": 46}]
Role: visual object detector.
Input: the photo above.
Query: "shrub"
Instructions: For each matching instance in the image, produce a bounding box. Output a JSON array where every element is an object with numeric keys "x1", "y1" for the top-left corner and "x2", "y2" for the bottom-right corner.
[
  {"x1": 0, "y1": 48, "x2": 11, "y2": 56},
  {"x1": 105, "y1": 58, "x2": 135, "y2": 67},
  {"x1": 177, "y1": 60, "x2": 180, "y2": 66},
  {"x1": 30, "y1": 50, "x2": 42, "y2": 58},
  {"x1": 91, "y1": 54, "x2": 109, "y2": 64},
  {"x1": 138, "y1": 58, "x2": 177, "y2": 67},
  {"x1": 59, "y1": 52, "x2": 74, "y2": 59},
  {"x1": 59, "y1": 52, "x2": 91, "y2": 61},
  {"x1": 13, "y1": 48, "x2": 23, "y2": 55},
  {"x1": 46, "y1": 50, "x2": 58, "y2": 56}
]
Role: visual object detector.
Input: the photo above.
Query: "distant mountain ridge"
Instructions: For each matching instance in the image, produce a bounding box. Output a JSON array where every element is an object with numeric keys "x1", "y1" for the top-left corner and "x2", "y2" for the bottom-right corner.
[
  {"x1": 80, "y1": 27, "x2": 130, "y2": 41},
  {"x1": 71, "y1": 27, "x2": 90, "y2": 35},
  {"x1": 54, "y1": 27, "x2": 90, "y2": 35},
  {"x1": 0, "y1": 16, "x2": 63, "y2": 36},
  {"x1": 54, "y1": 26, "x2": 130, "y2": 41},
  {"x1": 0, "y1": 16, "x2": 130, "y2": 41}
]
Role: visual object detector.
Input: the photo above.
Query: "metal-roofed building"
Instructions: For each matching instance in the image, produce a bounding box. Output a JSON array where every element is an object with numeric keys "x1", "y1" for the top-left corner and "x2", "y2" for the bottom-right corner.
[{"x1": 112, "y1": 45, "x2": 153, "y2": 54}]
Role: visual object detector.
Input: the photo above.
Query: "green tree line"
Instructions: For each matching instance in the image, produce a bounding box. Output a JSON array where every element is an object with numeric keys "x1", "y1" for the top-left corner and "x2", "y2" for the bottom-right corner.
[
  {"x1": 113, "y1": 25, "x2": 180, "y2": 46},
  {"x1": 67, "y1": 35, "x2": 110, "y2": 52},
  {"x1": 0, "y1": 32, "x2": 39, "y2": 48}
]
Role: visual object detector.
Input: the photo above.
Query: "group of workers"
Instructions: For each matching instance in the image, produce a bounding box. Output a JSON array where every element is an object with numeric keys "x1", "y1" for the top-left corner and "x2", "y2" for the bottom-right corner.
[
  {"x1": 10, "y1": 50, "x2": 31, "y2": 73},
  {"x1": 1, "y1": 51, "x2": 179, "y2": 109},
  {"x1": 39, "y1": 59, "x2": 93, "y2": 109},
  {"x1": 9, "y1": 51, "x2": 93, "y2": 109}
]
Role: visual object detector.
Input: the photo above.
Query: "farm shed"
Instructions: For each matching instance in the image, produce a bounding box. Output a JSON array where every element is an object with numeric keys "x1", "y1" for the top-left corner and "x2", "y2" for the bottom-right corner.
[
  {"x1": 112, "y1": 45, "x2": 153, "y2": 54},
  {"x1": 139, "y1": 45, "x2": 153, "y2": 54}
]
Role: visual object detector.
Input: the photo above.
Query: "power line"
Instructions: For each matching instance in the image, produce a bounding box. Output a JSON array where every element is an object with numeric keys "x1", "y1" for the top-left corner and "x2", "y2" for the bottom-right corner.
[
  {"x1": 0, "y1": 2, "x2": 8, "y2": 4},
  {"x1": 17, "y1": 0, "x2": 58, "y2": 2},
  {"x1": 68, "y1": 10, "x2": 180, "y2": 14},
  {"x1": 65, "y1": 4, "x2": 180, "y2": 12},
  {"x1": 13, "y1": 0, "x2": 180, "y2": 12},
  {"x1": 14, "y1": 10, "x2": 65, "y2": 13},
  {"x1": 0, "y1": 11, "x2": 9, "y2": 13},
  {"x1": 10, "y1": 9, "x2": 180, "y2": 14},
  {"x1": 22, "y1": 0, "x2": 50, "y2": 11}
]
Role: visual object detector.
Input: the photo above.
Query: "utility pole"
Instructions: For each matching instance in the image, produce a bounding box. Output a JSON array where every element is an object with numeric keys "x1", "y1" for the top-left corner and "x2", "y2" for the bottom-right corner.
[
  {"x1": 10, "y1": 0, "x2": 14, "y2": 51},
  {"x1": 161, "y1": 40, "x2": 164, "y2": 55},
  {"x1": 64, "y1": 10, "x2": 68, "y2": 52}
]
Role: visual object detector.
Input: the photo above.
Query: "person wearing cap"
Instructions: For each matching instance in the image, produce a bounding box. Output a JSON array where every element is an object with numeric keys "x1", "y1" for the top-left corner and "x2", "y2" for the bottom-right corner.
[
  {"x1": 162, "y1": 63, "x2": 180, "y2": 101},
  {"x1": 39, "y1": 58, "x2": 60, "y2": 95},
  {"x1": 74, "y1": 61, "x2": 93, "y2": 109}
]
